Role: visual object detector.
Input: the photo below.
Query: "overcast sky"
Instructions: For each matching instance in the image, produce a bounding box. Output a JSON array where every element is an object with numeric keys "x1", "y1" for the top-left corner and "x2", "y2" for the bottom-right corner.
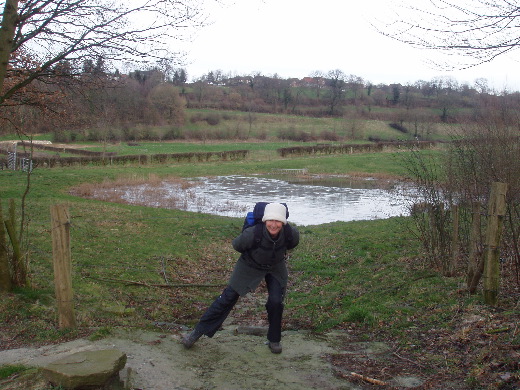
[{"x1": 177, "y1": 0, "x2": 520, "y2": 92}]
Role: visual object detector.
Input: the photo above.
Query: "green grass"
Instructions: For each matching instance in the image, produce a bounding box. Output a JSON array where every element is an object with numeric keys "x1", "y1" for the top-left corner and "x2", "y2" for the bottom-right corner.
[
  {"x1": 4, "y1": 108, "x2": 457, "y2": 147},
  {"x1": 285, "y1": 217, "x2": 462, "y2": 332},
  {"x1": 0, "y1": 365, "x2": 29, "y2": 379},
  {"x1": 86, "y1": 140, "x2": 311, "y2": 155},
  {"x1": 2, "y1": 137, "x2": 517, "y2": 389},
  {"x1": 0, "y1": 143, "x2": 473, "y2": 337}
]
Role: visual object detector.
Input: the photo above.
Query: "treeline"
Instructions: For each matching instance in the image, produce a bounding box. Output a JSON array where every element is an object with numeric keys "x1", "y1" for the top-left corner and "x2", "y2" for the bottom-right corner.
[
  {"x1": 2, "y1": 59, "x2": 520, "y2": 142},
  {"x1": 187, "y1": 70, "x2": 520, "y2": 124},
  {"x1": 1, "y1": 64, "x2": 187, "y2": 141}
]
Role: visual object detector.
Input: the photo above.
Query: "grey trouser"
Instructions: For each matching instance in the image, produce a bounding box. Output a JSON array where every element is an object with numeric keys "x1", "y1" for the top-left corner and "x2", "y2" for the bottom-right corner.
[{"x1": 195, "y1": 273, "x2": 285, "y2": 342}]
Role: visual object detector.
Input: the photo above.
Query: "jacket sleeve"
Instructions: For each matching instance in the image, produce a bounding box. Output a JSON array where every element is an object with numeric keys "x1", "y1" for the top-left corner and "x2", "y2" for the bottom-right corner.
[
  {"x1": 232, "y1": 226, "x2": 256, "y2": 253},
  {"x1": 288, "y1": 224, "x2": 300, "y2": 249}
]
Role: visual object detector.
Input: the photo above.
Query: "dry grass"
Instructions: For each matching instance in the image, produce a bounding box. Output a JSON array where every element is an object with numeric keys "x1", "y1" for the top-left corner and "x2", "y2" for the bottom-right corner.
[
  {"x1": 70, "y1": 173, "x2": 162, "y2": 195},
  {"x1": 69, "y1": 174, "x2": 197, "y2": 208},
  {"x1": 69, "y1": 174, "x2": 248, "y2": 215}
]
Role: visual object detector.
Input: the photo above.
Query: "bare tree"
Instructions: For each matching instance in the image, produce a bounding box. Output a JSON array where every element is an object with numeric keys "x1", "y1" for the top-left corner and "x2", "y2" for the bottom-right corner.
[
  {"x1": 376, "y1": 0, "x2": 520, "y2": 69},
  {"x1": 0, "y1": 0, "x2": 213, "y2": 105},
  {"x1": 0, "y1": 0, "x2": 216, "y2": 291},
  {"x1": 310, "y1": 70, "x2": 325, "y2": 98},
  {"x1": 326, "y1": 69, "x2": 346, "y2": 115},
  {"x1": 149, "y1": 83, "x2": 186, "y2": 125},
  {"x1": 474, "y1": 77, "x2": 490, "y2": 94},
  {"x1": 345, "y1": 74, "x2": 364, "y2": 102}
]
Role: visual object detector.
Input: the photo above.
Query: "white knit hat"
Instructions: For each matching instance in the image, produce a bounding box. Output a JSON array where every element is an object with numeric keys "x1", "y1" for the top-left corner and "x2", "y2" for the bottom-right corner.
[{"x1": 262, "y1": 203, "x2": 287, "y2": 225}]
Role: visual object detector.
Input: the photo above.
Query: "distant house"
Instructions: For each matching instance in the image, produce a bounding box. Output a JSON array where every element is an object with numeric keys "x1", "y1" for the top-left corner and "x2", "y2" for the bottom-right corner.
[{"x1": 291, "y1": 77, "x2": 327, "y2": 88}]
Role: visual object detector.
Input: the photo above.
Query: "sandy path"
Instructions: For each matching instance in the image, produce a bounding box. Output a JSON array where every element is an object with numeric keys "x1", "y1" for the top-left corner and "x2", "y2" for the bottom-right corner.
[{"x1": 0, "y1": 327, "x2": 360, "y2": 390}]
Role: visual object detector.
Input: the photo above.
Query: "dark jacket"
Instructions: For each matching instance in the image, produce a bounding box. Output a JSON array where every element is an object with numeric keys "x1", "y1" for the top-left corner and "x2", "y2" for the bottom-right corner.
[{"x1": 228, "y1": 223, "x2": 300, "y2": 296}]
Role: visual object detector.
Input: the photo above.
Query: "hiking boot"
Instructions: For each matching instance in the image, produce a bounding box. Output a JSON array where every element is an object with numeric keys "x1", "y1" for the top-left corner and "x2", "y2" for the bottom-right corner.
[
  {"x1": 181, "y1": 329, "x2": 203, "y2": 349},
  {"x1": 268, "y1": 341, "x2": 282, "y2": 354}
]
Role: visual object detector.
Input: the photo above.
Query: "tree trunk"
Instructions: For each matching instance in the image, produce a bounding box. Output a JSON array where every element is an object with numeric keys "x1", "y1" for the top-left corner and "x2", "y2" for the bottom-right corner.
[
  {"x1": 0, "y1": 0, "x2": 18, "y2": 94},
  {"x1": 5, "y1": 199, "x2": 27, "y2": 287},
  {"x1": 0, "y1": 203, "x2": 11, "y2": 292}
]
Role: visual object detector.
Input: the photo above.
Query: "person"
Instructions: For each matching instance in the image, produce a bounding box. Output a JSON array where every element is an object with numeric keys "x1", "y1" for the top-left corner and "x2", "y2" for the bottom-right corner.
[{"x1": 181, "y1": 202, "x2": 300, "y2": 354}]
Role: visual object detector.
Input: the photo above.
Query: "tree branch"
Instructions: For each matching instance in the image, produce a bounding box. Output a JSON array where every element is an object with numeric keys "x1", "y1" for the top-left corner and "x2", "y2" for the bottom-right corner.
[
  {"x1": 375, "y1": 0, "x2": 520, "y2": 69},
  {"x1": 86, "y1": 276, "x2": 225, "y2": 289},
  {"x1": 0, "y1": 0, "x2": 213, "y2": 105}
]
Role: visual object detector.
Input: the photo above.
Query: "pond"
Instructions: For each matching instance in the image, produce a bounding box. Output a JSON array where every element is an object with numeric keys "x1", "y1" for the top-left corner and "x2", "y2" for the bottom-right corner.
[{"x1": 119, "y1": 175, "x2": 411, "y2": 226}]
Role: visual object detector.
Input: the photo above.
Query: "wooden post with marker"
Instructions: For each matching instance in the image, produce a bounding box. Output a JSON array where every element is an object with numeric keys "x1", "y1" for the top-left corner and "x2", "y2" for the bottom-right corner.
[{"x1": 51, "y1": 204, "x2": 76, "y2": 329}]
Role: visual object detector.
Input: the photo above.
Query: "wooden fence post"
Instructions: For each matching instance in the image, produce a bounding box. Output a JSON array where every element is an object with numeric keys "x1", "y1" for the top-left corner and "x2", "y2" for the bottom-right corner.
[
  {"x1": 467, "y1": 202, "x2": 482, "y2": 294},
  {"x1": 0, "y1": 203, "x2": 11, "y2": 292},
  {"x1": 482, "y1": 182, "x2": 508, "y2": 305},
  {"x1": 50, "y1": 204, "x2": 76, "y2": 329}
]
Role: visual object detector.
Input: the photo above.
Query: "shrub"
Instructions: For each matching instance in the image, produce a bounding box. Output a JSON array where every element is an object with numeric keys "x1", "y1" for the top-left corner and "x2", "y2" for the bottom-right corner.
[
  {"x1": 189, "y1": 112, "x2": 221, "y2": 126},
  {"x1": 189, "y1": 113, "x2": 204, "y2": 123},
  {"x1": 140, "y1": 126, "x2": 161, "y2": 141},
  {"x1": 389, "y1": 122, "x2": 409, "y2": 133},
  {"x1": 205, "y1": 113, "x2": 221, "y2": 126},
  {"x1": 52, "y1": 130, "x2": 70, "y2": 143},
  {"x1": 69, "y1": 132, "x2": 85, "y2": 142},
  {"x1": 107, "y1": 127, "x2": 123, "y2": 142},
  {"x1": 256, "y1": 129, "x2": 268, "y2": 140},
  {"x1": 278, "y1": 128, "x2": 315, "y2": 142},
  {"x1": 86, "y1": 128, "x2": 103, "y2": 141},
  {"x1": 320, "y1": 130, "x2": 341, "y2": 141},
  {"x1": 163, "y1": 126, "x2": 185, "y2": 140}
]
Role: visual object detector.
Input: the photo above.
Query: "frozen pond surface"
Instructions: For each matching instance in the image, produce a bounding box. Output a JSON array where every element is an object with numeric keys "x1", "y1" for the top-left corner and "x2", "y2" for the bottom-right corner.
[{"x1": 121, "y1": 175, "x2": 411, "y2": 226}]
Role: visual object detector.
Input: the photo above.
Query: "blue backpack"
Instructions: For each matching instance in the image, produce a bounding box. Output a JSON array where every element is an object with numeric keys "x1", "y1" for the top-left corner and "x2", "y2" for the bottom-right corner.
[{"x1": 241, "y1": 202, "x2": 295, "y2": 249}]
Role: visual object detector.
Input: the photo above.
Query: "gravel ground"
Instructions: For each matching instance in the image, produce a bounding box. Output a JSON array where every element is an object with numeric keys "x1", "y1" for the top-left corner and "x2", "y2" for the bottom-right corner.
[{"x1": 0, "y1": 327, "x2": 362, "y2": 390}]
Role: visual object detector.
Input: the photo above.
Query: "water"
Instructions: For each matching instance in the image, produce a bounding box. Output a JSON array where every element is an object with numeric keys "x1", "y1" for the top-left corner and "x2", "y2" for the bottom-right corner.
[{"x1": 121, "y1": 175, "x2": 411, "y2": 226}]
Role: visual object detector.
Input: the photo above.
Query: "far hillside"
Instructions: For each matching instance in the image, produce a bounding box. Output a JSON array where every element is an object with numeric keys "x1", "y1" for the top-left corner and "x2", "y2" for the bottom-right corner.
[
  {"x1": 33, "y1": 109, "x2": 456, "y2": 146},
  {"x1": 2, "y1": 63, "x2": 518, "y2": 145}
]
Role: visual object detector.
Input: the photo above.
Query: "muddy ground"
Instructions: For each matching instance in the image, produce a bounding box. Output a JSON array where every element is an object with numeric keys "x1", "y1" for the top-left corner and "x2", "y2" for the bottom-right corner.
[
  {"x1": 0, "y1": 325, "x2": 431, "y2": 390},
  {"x1": 1, "y1": 290, "x2": 517, "y2": 389},
  {"x1": 0, "y1": 292, "x2": 425, "y2": 390},
  {"x1": 0, "y1": 328, "x2": 364, "y2": 390}
]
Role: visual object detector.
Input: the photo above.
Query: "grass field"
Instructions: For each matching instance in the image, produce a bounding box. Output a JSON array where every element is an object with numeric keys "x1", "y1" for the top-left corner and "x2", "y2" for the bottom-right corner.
[
  {"x1": 1, "y1": 132, "x2": 518, "y2": 388},
  {"x1": 0, "y1": 146, "x2": 424, "y2": 331},
  {"x1": 0, "y1": 108, "x2": 457, "y2": 147}
]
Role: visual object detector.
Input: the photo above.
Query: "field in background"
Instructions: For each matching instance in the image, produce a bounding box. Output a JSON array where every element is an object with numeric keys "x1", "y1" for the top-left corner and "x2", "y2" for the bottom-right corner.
[
  {"x1": 0, "y1": 108, "x2": 457, "y2": 148},
  {"x1": 0, "y1": 124, "x2": 518, "y2": 388}
]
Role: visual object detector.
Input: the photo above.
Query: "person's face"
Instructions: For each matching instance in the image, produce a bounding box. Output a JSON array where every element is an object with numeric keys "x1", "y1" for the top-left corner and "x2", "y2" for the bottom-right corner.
[{"x1": 265, "y1": 220, "x2": 283, "y2": 237}]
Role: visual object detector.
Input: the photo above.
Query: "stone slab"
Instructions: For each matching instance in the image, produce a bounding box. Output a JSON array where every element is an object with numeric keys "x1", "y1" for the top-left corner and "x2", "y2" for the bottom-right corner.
[{"x1": 42, "y1": 349, "x2": 126, "y2": 389}]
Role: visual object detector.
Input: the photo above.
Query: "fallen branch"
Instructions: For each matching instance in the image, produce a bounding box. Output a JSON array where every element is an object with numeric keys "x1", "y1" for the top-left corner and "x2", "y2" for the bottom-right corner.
[
  {"x1": 485, "y1": 327, "x2": 510, "y2": 334},
  {"x1": 393, "y1": 351, "x2": 427, "y2": 369},
  {"x1": 86, "y1": 276, "x2": 225, "y2": 288},
  {"x1": 349, "y1": 372, "x2": 388, "y2": 386},
  {"x1": 159, "y1": 256, "x2": 170, "y2": 285}
]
